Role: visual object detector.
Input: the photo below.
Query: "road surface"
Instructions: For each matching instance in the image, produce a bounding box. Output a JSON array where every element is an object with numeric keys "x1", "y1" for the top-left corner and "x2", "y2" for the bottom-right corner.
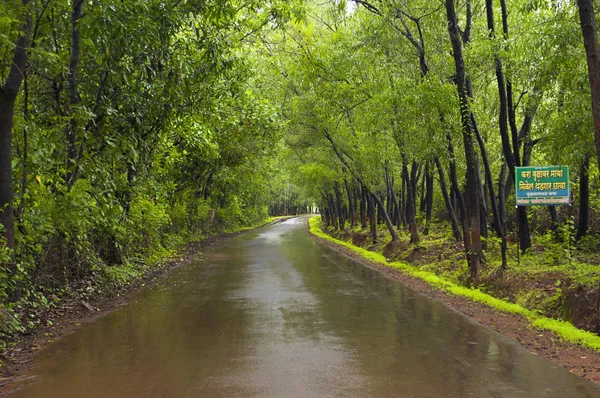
[{"x1": 7, "y1": 217, "x2": 600, "y2": 397}]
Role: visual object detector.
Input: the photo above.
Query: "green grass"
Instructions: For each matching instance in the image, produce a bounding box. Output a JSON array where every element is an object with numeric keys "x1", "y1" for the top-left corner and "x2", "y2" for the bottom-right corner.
[
  {"x1": 308, "y1": 216, "x2": 600, "y2": 351},
  {"x1": 531, "y1": 317, "x2": 600, "y2": 351}
]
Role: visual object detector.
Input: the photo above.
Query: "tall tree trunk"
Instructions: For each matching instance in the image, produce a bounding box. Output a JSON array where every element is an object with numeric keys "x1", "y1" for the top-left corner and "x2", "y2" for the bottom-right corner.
[
  {"x1": 486, "y1": 0, "x2": 516, "y2": 174},
  {"x1": 322, "y1": 209, "x2": 330, "y2": 228},
  {"x1": 485, "y1": 0, "x2": 513, "y2": 257},
  {"x1": 423, "y1": 161, "x2": 434, "y2": 235},
  {"x1": 334, "y1": 182, "x2": 345, "y2": 230},
  {"x1": 65, "y1": 0, "x2": 85, "y2": 188},
  {"x1": 576, "y1": 155, "x2": 591, "y2": 240},
  {"x1": 376, "y1": 192, "x2": 384, "y2": 225},
  {"x1": 493, "y1": 0, "x2": 533, "y2": 253},
  {"x1": 498, "y1": 163, "x2": 509, "y2": 269},
  {"x1": 0, "y1": 0, "x2": 31, "y2": 299},
  {"x1": 323, "y1": 128, "x2": 399, "y2": 241},
  {"x1": 400, "y1": 174, "x2": 407, "y2": 226},
  {"x1": 498, "y1": 163, "x2": 507, "y2": 226},
  {"x1": 445, "y1": 0, "x2": 482, "y2": 280},
  {"x1": 402, "y1": 158, "x2": 420, "y2": 244},
  {"x1": 498, "y1": 0, "x2": 521, "y2": 169},
  {"x1": 0, "y1": 102, "x2": 16, "y2": 255},
  {"x1": 477, "y1": 160, "x2": 488, "y2": 251},
  {"x1": 386, "y1": 176, "x2": 393, "y2": 221},
  {"x1": 367, "y1": 188, "x2": 377, "y2": 243},
  {"x1": 473, "y1": 112, "x2": 504, "y2": 240},
  {"x1": 419, "y1": 165, "x2": 427, "y2": 213},
  {"x1": 410, "y1": 161, "x2": 420, "y2": 214},
  {"x1": 394, "y1": 185, "x2": 402, "y2": 229},
  {"x1": 446, "y1": 132, "x2": 465, "y2": 217},
  {"x1": 385, "y1": 166, "x2": 401, "y2": 230},
  {"x1": 344, "y1": 178, "x2": 357, "y2": 228},
  {"x1": 320, "y1": 193, "x2": 331, "y2": 228},
  {"x1": 577, "y1": 0, "x2": 600, "y2": 175},
  {"x1": 359, "y1": 184, "x2": 367, "y2": 229},
  {"x1": 435, "y1": 157, "x2": 462, "y2": 241},
  {"x1": 371, "y1": 191, "x2": 400, "y2": 242},
  {"x1": 516, "y1": 207, "x2": 531, "y2": 253},
  {"x1": 18, "y1": 68, "x2": 29, "y2": 227},
  {"x1": 328, "y1": 193, "x2": 339, "y2": 230}
]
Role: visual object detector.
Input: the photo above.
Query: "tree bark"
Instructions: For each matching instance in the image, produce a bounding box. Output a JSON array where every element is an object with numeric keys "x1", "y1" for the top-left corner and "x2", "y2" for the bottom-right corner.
[
  {"x1": 473, "y1": 111, "x2": 504, "y2": 240},
  {"x1": 402, "y1": 158, "x2": 420, "y2": 245},
  {"x1": 498, "y1": 163, "x2": 509, "y2": 268},
  {"x1": 485, "y1": 0, "x2": 514, "y2": 240},
  {"x1": 498, "y1": 0, "x2": 521, "y2": 168},
  {"x1": 435, "y1": 157, "x2": 461, "y2": 241},
  {"x1": 576, "y1": 155, "x2": 591, "y2": 240},
  {"x1": 445, "y1": 0, "x2": 481, "y2": 280},
  {"x1": 65, "y1": 0, "x2": 85, "y2": 188},
  {"x1": 370, "y1": 191, "x2": 400, "y2": 242},
  {"x1": 334, "y1": 182, "x2": 345, "y2": 230},
  {"x1": 344, "y1": 178, "x2": 357, "y2": 228},
  {"x1": 445, "y1": 132, "x2": 465, "y2": 217},
  {"x1": 577, "y1": 0, "x2": 600, "y2": 175},
  {"x1": 419, "y1": 165, "x2": 427, "y2": 213},
  {"x1": 367, "y1": 188, "x2": 377, "y2": 243},
  {"x1": 359, "y1": 184, "x2": 367, "y2": 229},
  {"x1": 385, "y1": 166, "x2": 401, "y2": 229},
  {"x1": 323, "y1": 129, "x2": 399, "y2": 241},
  {"x1": 400, "y1": 170, "x2": 407, "y2": 226},
  {"x1": 376, "y1": 192, "x2": 384, "y2": 225},
  {"x1": 328, "y1": 193, "x2": 339, "y2": 230},
  {"x1": 320, "y1": 192, "x2": 331, "y2": 228},
  {"x1": 423, "y1": 161, "x2": 434, "y2": 235},
  {"x1": 18, "y1": 67, "x2": 29, "y2": 226},
  {"x1": 0, "y1": 0, "x2": 31, "y2": 299},
  {"x1": 410, "y1": 161, "x2": 420, "y2": 214}
]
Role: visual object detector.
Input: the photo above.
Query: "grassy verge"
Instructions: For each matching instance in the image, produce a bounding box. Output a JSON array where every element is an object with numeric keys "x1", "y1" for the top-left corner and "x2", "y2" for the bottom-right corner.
[
  {"x1": 1, "y1": 215, "x2": 293, "y2": 372},
  {"x1": 308, "y1": 216, "x2": 600, "y2": 351},
  {"x1": 1, "y1": 215, "x2": 287, "y2": 342},
  {"x1": 101, "y1": 215, "x2": 295, "y2": 293}
]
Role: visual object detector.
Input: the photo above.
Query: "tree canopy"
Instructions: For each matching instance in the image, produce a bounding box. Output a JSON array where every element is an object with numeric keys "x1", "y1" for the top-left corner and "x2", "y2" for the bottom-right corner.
[{"x1": 2, "y1": 0, "x2": 600, "y2": 330}]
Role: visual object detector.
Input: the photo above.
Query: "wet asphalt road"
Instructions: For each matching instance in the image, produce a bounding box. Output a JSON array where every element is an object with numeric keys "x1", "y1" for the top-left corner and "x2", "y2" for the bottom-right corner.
[{"x1": 7, "y1": 217, "x2": 600, "y2": 397}]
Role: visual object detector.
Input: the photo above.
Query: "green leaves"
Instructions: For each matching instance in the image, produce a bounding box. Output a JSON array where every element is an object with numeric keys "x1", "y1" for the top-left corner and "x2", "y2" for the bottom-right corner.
[{"x1": 0, "y1": 0, "x2": 306, "y2": 319}]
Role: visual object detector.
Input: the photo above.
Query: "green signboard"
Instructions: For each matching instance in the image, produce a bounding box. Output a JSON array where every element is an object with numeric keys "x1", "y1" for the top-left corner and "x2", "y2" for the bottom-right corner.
[{"x1": 515, "y1": 166, "x2": 570, "y2": 206}]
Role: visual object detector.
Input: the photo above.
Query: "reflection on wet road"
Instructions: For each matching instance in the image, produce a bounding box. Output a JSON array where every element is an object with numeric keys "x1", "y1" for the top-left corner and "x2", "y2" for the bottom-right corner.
[{"x1": 7, "y1": 217, "x2": 600, "y2": 397}]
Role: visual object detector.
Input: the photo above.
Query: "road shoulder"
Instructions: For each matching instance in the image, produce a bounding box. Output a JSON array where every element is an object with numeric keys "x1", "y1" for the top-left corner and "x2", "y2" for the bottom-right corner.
[{"x1": 308, "y1": 219, "x2": 600, "y2": 385}]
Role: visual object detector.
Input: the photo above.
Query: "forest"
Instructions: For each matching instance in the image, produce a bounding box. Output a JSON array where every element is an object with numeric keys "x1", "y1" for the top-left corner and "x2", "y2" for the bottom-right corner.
[{"x1": 2, "y1": 0, "x2": 600, "y2": 344}]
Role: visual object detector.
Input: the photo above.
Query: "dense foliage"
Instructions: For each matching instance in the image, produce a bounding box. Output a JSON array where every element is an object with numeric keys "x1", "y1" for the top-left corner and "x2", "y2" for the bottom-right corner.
[
  {"x1": 259, "y1": 0, "x2": 600, "y2": 280},
  {"x1": 2, "y1": 0, "x2": 600, "y2": 335},
  {"x1": 0, "y1": 0, "x2": 308, "y2": 333}
]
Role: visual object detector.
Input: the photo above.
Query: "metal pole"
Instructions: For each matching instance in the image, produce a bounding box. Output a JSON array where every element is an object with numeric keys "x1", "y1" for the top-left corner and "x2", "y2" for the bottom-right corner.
[
  {"x1": 516, "y1": 205, "x2": 520, "y2": 267},
  {"x1": 568, "y1": 204, "x2": 573, "y2": 266}
]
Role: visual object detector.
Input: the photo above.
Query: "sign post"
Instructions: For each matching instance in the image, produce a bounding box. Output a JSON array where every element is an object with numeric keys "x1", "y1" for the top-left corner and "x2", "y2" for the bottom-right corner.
[
  {"x1": 515, "y1": 166, "x2": 570, "y2": 206},
  {"x1": 514, "y1": 166, "x2": 570, "y2": 266}
]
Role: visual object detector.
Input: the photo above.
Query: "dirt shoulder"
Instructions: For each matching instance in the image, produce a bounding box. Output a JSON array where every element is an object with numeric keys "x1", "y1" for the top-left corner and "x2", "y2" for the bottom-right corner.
[
  {"x1": 309, "y1": 229, "x2": 600, "y2": 385},
  {"x1": 0, "y1": 218, "x2": 290, "y2": 390}
]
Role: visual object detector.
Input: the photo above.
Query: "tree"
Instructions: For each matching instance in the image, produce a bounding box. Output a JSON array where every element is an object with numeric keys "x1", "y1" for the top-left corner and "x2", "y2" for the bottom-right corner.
[
  {"x1": 445, "y1": 0, "x2": 482, "y2": 279},
  {"x1": 0, "y1": 0, "x2": 31, "y2": 288},
  {"x1": 577, "y1": 0, "x2": 600, "y2": 175},
  {"x1": 0, "y1": 0, "x2": 305, "y2": 309}
]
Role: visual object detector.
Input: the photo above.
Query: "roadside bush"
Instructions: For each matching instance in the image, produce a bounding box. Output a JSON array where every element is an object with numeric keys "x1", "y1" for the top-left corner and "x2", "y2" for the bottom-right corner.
[
  {"x1": 125, "y1": 197, "x2": 171, "y2": 258},
  {"x1": 215, "y1": 196, "x2": 244, "y2": 231}
]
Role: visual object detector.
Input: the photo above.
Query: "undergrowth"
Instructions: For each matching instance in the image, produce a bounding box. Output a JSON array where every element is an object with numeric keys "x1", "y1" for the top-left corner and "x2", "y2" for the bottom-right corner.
[
  {"x1": 0, "y1": 216, "x2": 283, "y2": 347},
  {"x1": 308, "y1": 216, "x2": 600, "y2": 352}
]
